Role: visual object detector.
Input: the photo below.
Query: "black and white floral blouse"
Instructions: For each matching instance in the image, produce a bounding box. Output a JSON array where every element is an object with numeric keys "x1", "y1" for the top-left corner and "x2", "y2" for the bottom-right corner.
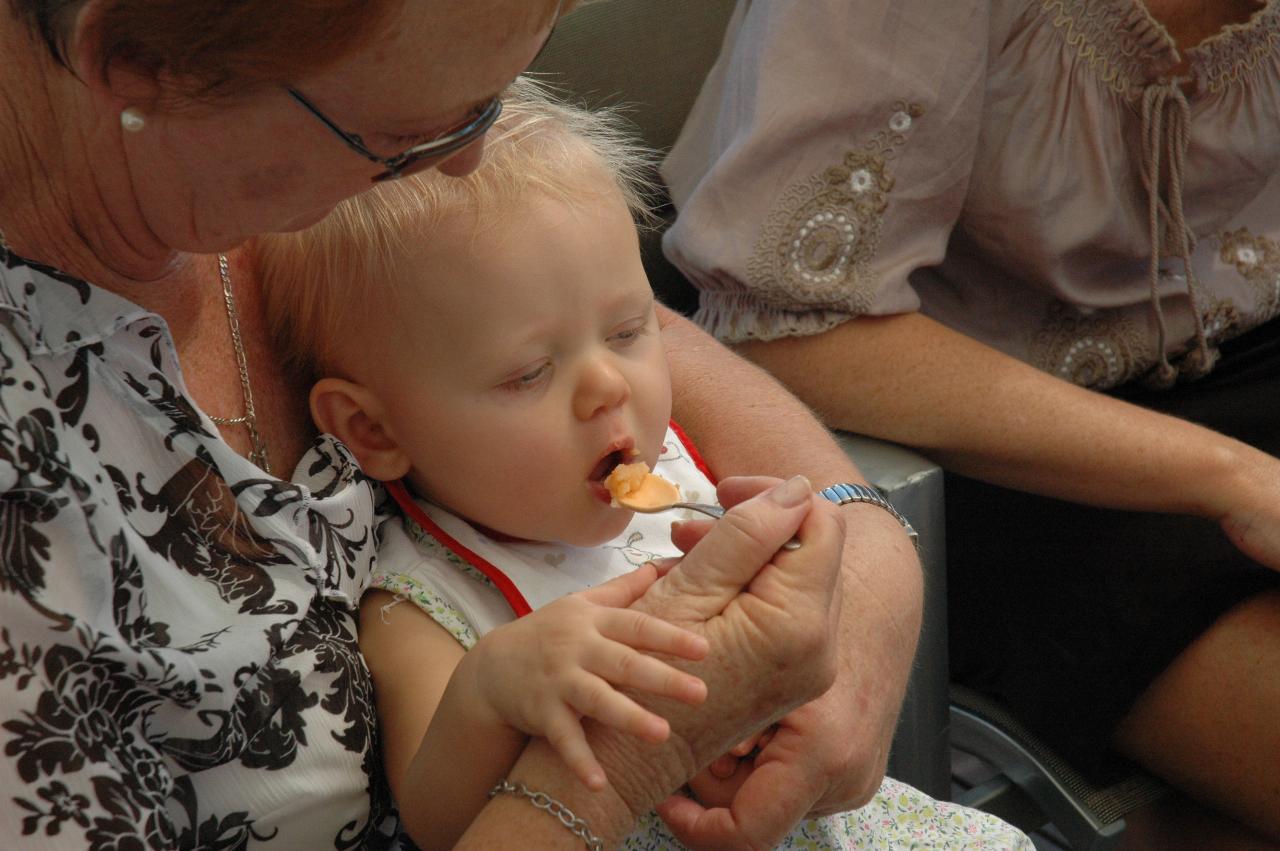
[{"x1": 0, "y1": 246, "x2": 400, "y2": 848}]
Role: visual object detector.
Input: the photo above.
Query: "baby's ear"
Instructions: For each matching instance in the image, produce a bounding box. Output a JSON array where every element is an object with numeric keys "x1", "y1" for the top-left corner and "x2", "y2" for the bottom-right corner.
[{"x1": 310, "y1": 378, "x2": 410, "y2": 481}]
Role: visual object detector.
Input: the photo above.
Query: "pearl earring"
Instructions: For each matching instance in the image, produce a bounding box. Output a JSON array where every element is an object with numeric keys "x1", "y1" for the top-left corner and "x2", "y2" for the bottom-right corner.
[{"x1": 120, "y1": 107, "x2": 146, "y2": 133}]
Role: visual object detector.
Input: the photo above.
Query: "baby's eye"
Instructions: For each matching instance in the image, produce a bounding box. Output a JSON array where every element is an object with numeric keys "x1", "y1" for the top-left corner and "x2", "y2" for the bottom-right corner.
[
  {"x1": 609, "y1": 323, "x2": 647, "y2": 346},
  {"x1": 502, "y1": 361, "x2": 552, "y2": 392}
]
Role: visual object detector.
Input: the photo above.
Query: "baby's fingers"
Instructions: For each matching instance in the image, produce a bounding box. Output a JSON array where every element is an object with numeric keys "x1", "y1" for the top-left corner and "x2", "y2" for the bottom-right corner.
[
  {"x1": 579, "y1": 562, "x2": 661, "y2": 608},
  {"x1": 583, "y1": 639, "x2": 707, "y2": 705},
  {"x1": 544, "y1": 710, "x2": 608, "y2": 792},
  {"x1": 597, "y1": 607, "x2": 709, "y2": 661},
  {"x1": 568, "y1": 674, "x2": 675, "y2": 744}
]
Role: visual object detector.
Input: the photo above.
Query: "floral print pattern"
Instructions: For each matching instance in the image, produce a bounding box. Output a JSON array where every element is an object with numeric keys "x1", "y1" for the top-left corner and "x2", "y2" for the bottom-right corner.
[
  {"x1": 0, "y1": 246, "x2": 400, "y2": 849},
  {"x1": 747, "y1": 104, "x2": 925, "y2": 316}
]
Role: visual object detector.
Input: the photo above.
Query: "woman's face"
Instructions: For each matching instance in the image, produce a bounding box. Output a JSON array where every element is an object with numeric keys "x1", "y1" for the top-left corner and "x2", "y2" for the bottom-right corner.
[{"x1": 119, "y1": 0, "x2": 558, "y2": 252}]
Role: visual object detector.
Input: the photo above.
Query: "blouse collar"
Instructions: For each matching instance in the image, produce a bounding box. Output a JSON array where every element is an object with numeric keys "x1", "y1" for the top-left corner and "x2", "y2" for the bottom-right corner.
[
  {"x1": 0, "y1": 243, "x2": 156, "y2": 357},
  {"x1": 1044, "y1": 0, "x2": 1279, "y2": 97}
]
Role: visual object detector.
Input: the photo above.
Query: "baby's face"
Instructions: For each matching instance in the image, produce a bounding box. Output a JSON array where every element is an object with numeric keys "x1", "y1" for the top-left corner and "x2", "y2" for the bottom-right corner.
[{"x1": 372, "y1": 187, "x2": 672, "y2": 546}]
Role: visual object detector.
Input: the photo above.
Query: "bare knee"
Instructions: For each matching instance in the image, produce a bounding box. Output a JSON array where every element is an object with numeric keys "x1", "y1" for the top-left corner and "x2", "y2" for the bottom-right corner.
[{"x1": 1114, "y1": 589, "x2": 1280, "y2": 840}]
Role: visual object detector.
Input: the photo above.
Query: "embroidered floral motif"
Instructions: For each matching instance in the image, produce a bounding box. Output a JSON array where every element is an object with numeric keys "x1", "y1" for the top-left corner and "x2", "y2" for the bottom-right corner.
[
  {"x1": 747, "y1": 103, "x2": 924, "y2": 313},
  {"x1": 1199, "y1": 299, "x2": 1242, "y2": 347},
  {"x1": 1219, "y1": 227, "x2": 1280, "y2": 323},
  {"x1": 1031, "y1": 302, "x2": 1149, "y2": 389},
  {"x1": 1032, "y1": 293, "x2": 1244, "y2": 389}
]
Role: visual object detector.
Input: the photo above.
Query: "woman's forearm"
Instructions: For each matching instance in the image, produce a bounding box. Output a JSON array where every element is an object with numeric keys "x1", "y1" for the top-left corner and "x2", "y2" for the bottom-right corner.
[
  {"x1": 738, "y1": 310, "x2": 1260, "y2": 520},
  {"x1": 660, "y1": 307, "x2": 870, "y2": 487},
  {"x1": 659, "y1": 306, "x2": 923, "y2": 797}
]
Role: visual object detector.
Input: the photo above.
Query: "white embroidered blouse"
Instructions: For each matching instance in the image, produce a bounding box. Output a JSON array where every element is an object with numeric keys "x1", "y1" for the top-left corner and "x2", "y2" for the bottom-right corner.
[
  {"x1": 0, "y1": 246, "x2": 400, "y2": 849},
  {"x1": 662, "y1": 0, "x2": 1280, "y2": 390}
]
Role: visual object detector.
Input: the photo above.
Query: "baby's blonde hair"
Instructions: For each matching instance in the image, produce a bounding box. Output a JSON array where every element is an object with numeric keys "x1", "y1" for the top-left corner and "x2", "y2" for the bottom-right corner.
[{"x1": 255, "y1": 77, "x2": 656, "y2": 378}]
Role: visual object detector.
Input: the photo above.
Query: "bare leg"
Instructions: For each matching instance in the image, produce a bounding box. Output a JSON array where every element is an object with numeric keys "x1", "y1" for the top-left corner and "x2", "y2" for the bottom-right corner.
[
  {"x1": 1113, "y1": 589, "x2": 1280, "y2": 842},
  {"x1": 1118, "y1": 789, "x2": 1279, "y2": 851}
]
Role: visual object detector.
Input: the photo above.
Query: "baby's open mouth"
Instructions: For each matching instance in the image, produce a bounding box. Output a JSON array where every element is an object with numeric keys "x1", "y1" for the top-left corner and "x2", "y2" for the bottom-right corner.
[
  {"x1": 590, "y1": 449, "x2": 628, "y2": 482},
  {"x1": 587, "y1": 440, "x2": 639, "y2": 503}
]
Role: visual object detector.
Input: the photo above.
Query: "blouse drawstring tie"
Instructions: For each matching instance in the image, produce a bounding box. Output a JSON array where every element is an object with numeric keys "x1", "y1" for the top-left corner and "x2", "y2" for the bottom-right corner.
[{"x1": 1139, "y1": 78, "x2": 1218, "y2": 388}]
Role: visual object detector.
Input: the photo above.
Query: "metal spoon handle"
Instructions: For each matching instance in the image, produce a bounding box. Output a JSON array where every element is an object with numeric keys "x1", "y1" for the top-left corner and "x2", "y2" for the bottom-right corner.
[
  {"x1": 671, "y1": 503, "x2": 800, "y2": 550},
  {"x1": 671, "y1": 502, "x2": 724, "y2": 519}
]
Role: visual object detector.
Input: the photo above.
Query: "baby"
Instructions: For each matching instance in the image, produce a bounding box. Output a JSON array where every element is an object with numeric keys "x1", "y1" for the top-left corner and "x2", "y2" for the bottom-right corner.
[{"x1": 256, "y1": 90, "x2": 1033, "y2": 851}]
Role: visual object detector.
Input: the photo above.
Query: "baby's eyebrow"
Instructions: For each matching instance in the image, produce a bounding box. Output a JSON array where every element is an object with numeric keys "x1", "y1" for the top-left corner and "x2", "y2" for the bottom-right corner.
[{"x1": 610, "y1": 289, "x2": 656, "y2": 315}]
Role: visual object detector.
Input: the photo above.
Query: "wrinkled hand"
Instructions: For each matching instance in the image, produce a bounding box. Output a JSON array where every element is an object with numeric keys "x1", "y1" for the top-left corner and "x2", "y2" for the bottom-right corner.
[
  {"x1": 685, "y1": 727, "x2": 776, "y2": 810},
  {"x1": 581, "y1": 475, "x2": 846, "y2": 823},
  {"x1": 654, "y1": 477, "x2": 892, "y2": 849},
  {"x1": 469, "y1": 564, "x2": 709, "y2": 790},
  {"x1": 659, "y1": 684, "x2": 886, "y2": 849}
]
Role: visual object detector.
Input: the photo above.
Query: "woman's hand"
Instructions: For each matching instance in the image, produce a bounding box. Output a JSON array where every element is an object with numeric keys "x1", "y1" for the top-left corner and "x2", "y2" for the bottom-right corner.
[
  {"x1": 580, "y1": 475, "x2": 845, "y2": 820},
  {"x1": 683, "y1": 727, "x2": 776, "y2": 810},
  {"x1": 467, "y1": 564, "x2": 709, "y2": 791},
  {"x1": 1215, "y1": 447, "x2": 1280, "y2": 574},
  {"x1": 653, "y1": 477, "x2": 915, "y2": 849},
  {"x1": 460, "y1": 474, "x2": 845, "y2": 848}
]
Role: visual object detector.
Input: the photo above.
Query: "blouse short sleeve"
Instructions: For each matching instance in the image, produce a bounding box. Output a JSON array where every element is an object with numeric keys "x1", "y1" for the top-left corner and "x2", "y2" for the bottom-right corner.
[{"x1": 662, "y1": 0, "x2": 991, "y2": 343}]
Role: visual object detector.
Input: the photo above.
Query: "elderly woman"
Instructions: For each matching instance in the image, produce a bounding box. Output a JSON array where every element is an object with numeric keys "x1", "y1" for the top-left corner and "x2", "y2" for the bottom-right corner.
[
  {"x1": 0, "y1": 1, "x2": 927, "y2": 848},
  {"x1": 663, "y1": 0, "x2": 1280, "y2": 844}
]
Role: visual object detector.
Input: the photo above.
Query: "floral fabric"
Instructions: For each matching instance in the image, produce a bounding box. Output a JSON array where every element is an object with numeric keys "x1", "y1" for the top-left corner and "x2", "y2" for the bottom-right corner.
[{"x1": 0, "y1": 246, "x2": 400, "y2": 849}]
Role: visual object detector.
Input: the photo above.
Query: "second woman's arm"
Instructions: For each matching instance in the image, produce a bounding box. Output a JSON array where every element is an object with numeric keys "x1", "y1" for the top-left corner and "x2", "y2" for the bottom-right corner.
[{"x1": 737, "y1": 310, "x2": 1280, "y2": 569}]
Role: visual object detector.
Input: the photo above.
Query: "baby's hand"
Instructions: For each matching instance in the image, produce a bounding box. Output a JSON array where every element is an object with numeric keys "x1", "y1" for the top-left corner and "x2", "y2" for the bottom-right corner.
[{"x1": 469, "y1": 562, "x2": 708, "y2": 790}]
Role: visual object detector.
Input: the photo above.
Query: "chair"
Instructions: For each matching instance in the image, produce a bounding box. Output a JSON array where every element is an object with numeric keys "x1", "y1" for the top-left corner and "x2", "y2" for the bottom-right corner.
[
  {"x1": 950, "y1": 685, "x2": 1167, "y2": 850},
  {"x1": 530, "y1": 2, "x2": 1165, "y2": 844}
]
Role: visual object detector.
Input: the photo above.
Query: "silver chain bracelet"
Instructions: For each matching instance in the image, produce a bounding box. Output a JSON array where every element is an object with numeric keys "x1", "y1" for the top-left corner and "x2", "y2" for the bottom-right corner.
[{"x1": 488, "y1": 779, "x2": 604, "y2": 850}]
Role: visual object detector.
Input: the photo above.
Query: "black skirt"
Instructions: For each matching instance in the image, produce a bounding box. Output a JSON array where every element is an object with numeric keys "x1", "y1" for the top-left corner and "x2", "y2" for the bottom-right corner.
[{"x1": 946, "y1": 318, "x2": 1280, "y2": 784}]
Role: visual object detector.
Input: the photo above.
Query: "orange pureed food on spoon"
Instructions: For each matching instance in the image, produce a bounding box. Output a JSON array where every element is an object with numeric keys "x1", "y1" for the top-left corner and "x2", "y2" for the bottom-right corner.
[{"x1": 604, "y1": 462, "x2": 680, "y2": 510}]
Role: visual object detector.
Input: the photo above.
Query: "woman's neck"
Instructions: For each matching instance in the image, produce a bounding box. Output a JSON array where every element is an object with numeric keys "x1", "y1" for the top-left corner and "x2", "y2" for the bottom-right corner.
[
  {"x1": 0, "y1": 18, "x2": 316, "y2": 478},
  {"x1": 0, "y1": 16, "x2": 190, "y2": 305},
  {"x1": 1140, "y1": 0, "x2": 1268, "y2": 54}
]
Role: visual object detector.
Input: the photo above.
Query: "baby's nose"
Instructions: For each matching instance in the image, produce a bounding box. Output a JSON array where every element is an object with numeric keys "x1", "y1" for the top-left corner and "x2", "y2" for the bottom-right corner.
[{"x1": 573, "y1": 359, "x2": 630, "y2": 420}]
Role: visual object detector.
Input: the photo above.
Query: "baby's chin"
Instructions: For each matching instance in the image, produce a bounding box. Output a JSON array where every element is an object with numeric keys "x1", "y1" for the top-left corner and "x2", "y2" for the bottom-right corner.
[{"x1": 553, "y1": 509, "x2": 637, "y2": 549}]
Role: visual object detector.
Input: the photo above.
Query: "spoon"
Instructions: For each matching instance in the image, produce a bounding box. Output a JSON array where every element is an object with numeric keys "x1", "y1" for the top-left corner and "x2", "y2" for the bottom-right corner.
[{"x1": 613, "y1": 474, "x2": 802, "y2": 551}]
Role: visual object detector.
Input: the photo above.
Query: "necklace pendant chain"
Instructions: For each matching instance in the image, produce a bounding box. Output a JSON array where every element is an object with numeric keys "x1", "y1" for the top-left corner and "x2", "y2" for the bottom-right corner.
[
  {"x1": 0, "y1": 234, "x2": 269, "y2": 473},
  {"x1": 210, "y1": 253, "x2": 272, "y2": 475}
]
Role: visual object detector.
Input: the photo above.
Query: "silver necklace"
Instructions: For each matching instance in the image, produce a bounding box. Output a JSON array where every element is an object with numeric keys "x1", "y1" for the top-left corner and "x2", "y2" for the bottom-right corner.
[
  {"x1": 0, "y1": 233, "x2": 269, "y2": 472},
  {"x1": 210, "y1": 253, "x2": 271, "y2": 474}
]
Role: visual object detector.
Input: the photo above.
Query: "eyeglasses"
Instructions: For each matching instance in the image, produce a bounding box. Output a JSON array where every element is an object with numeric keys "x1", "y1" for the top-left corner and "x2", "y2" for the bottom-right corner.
[
  {"x1": 288, "y1": 2, "x2": 562, "y2": 183},
  {"x1": 287, "y1": 87, "x2": 504, "y2": 183}
]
